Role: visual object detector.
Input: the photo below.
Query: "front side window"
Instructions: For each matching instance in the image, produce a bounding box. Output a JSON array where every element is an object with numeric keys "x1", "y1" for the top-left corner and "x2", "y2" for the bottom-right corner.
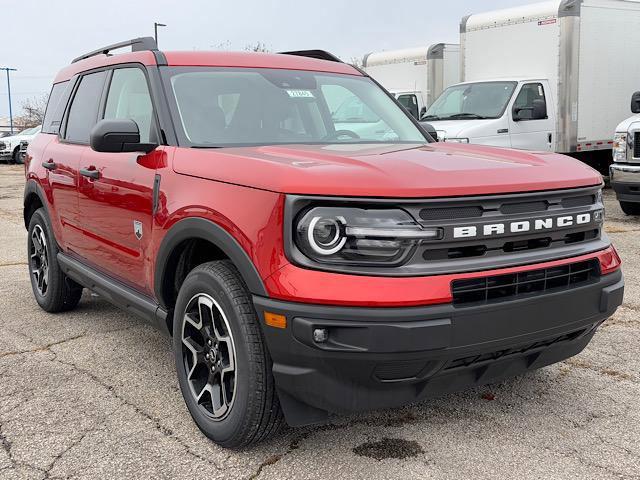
[
  {"x1": 397, "y1": 94, "x2": 419, "y2": 119},
  {"x1": 104, "y1": 68, "x2": 154, "y2": 142},
  {"x1": 162, "y1": 67, "x2": 427, "y2": 147},
  {"x1": 513, "y1": 83, "x2": 547, "y2": 121},
  {"x1": 65, "y1": 71, "x2": 107, "y2": 143},
  {"x1": 424, "y1": 81, "x2": 517, "y2": 120}
]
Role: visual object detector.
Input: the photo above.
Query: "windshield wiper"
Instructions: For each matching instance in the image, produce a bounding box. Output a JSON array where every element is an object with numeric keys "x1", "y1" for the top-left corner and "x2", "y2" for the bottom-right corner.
[
  {"x1": 420, "y1": 114, "x2": 441, "y2": 121},
  {"x1": 445, "y1": 113, "x2": 490, "y2": 120}
]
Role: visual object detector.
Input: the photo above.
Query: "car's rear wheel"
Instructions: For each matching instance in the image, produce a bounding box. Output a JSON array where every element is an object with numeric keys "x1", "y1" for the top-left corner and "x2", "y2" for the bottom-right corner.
[
  {"x1": 173, "y1": 260, "x2": 284, "y2": 448},
  {"x1": 620, "y1": 201, "x2": 640, "y2": 216},
  {"x1": 28, "y1": 208, "x2": 83, "y2": 312}
]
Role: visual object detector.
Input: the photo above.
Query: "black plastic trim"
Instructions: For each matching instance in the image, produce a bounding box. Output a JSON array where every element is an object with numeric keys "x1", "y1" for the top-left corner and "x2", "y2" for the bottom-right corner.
[
  {"x1": 23, "y1": 180, "x2": 48, "y2": 229},
  {"x1": 280, "y1": 50, "x2": 343, "y2": 63},
  {"x1": 72, "y1": 37, "x2": 159, "y2": 63},
  {"x1": 57, "y1": 253, "x2": 170, "y2": 335},
  {"x1": 154, "y1": 217, "x2": 268, "y2": 307}
]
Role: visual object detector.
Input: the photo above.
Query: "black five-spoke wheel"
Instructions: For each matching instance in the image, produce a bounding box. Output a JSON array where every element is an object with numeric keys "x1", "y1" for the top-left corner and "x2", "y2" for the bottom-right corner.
[
  {"x1": 30, "y1": 224, "x2": 49, "y2": 296},
  {"x1": 182, "y1": 293, "x2": 237, "y2": 420}
]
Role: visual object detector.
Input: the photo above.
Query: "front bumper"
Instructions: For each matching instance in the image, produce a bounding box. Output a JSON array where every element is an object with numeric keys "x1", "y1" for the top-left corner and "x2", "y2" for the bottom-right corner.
[
  {"x1": 611, "y1": 163, "x2": 640, "y2": 203},
  {"x1": 253, "y1": 269, "x2": 624, "y2": 427}
]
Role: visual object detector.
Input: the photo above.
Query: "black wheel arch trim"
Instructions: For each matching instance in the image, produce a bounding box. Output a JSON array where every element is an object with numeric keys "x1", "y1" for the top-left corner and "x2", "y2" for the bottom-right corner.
[
  {"x1": 23, "y1": 179, "x2": 49, "y2": 229},
  {"x1": 154, "y1": 217, "x2": 268, "y2": 308}
]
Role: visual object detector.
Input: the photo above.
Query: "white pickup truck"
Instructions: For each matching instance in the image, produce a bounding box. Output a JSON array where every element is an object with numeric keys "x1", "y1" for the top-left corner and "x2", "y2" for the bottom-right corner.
[
  {"x1": 421, "y1": 0, "x2": 640, "y2": 174},
  {"x1": 0, "y1": 125, "x2": 42, "y2": 164},
  {"x1": 610, "y1": 92, "x2": 640, "y2": 215}
]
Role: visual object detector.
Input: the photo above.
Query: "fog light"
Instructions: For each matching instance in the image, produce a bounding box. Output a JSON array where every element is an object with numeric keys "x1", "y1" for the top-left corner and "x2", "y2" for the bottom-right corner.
[{"x1": 313, "y1": 328, "x2": 329, "y2": 343}]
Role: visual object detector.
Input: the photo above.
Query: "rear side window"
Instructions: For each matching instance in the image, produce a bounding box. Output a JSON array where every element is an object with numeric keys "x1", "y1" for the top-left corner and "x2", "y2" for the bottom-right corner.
[
  {"x1": 103, "y1": 68, "x2": 154, "y2": 143},
  {"x1": 64, "y1": 71, "x2": 107, "y2": 143},
  {"x1": 42, "y1": 81, "x2": 71, "y2": 134}
]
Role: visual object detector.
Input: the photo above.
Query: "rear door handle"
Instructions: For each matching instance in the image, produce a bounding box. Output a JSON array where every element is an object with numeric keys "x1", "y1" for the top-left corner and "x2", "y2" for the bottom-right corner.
[
  {"x1": 42, "y1": 160, "x2": 56, "y2": 170},
  {"x1": 80, "y1": 168, "x2": 100, "y2": 180}
]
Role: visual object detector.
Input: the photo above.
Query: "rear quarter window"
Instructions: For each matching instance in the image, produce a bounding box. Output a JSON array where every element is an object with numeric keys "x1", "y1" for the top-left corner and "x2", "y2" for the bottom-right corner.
[{"x1": 42, "y1": 81, "x2": 72, "y2": 135}]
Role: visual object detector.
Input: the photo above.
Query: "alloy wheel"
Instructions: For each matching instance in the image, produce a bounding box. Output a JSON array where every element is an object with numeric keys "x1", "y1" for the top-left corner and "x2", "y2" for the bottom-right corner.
[
  {"x1": 181, "y1": 294, "x2": 237, "y2": 420},
  {"x1": 30, "y1": 225, "x2": 49, "y2": 296}
]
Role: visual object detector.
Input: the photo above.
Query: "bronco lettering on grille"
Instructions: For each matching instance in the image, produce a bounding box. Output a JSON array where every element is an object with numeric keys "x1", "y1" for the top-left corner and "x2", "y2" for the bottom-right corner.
[{"x1": 453, "y1": 213, "x2": 594, "y2": 239}]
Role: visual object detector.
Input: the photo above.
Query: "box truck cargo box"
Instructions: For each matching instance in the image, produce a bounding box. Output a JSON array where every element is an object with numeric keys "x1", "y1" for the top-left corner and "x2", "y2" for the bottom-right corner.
[
  {"x1": 422, "y1": 0, "x2": 640, "y2": 173},
  {"x1": 363, "y1": 44, "x2": 460, "y2": 118}
]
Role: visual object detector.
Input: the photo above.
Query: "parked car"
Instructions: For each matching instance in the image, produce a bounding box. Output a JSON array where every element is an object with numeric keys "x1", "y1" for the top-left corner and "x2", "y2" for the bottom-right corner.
[
  {"x1": 610, "y1": 91, "x2": 640, "y2": 215},
  {"x1": 25, "y1": 37, "x2": 623, "y2": 448},
  {"x1": 362, "y1": 44, "x2": 460, "y2": 118},
  {"x1": 422, "y1": 0, "x2": 640, "y2": 174},
  {"x1": 0, "y1": 125, "x2": 42, "y2": 163}
]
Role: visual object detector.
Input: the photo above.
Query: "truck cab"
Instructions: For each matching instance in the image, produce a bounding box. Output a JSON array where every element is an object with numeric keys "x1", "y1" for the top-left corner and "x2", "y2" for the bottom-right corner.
[
  {"x1": 421, "y1": 78, "x2": 555, "y2": 151},
  {"x1": 610, "y1": 92, "x2": 640, "y2": 215}
]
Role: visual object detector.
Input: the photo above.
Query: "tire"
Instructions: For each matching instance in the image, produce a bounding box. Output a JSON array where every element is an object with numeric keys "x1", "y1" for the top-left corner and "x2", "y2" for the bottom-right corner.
[
  {"x1": 12, "y1": 147, "x2": 20, "y2": 164},
  {"x1": 620, "y1": 201, "x2": 640, "y2": 216},
  {"x1": 173, "y1": 260, "x2": 284, "y2": 448},
  {"x1": 27, "y1": 208, "x2": 83, "y2": 312}
]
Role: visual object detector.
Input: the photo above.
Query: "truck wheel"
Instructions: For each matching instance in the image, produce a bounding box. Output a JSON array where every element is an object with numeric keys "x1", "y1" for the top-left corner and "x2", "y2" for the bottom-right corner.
[
  {"x1": 13, "y1": 148, "x2": 23, "y2": 165},
  {"x1": 173, "y1": 260, "x2": 284, "y2": 448},
  {"x1": 620, "y1": 202, "x2": 640, "y2": 216},
  {"x1": 27, "y1": 208, "x2": 83, "y2": 312}
]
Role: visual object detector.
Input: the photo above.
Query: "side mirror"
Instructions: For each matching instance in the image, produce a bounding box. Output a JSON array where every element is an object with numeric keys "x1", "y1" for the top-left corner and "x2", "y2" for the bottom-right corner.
[
  {"x1": 631, "y1": 91, "x2": 640, "y2": 114},
  {"x1": 90, "y1": 119, "x2": 157, "y2": 154},
  {"x1": 420, "y1": 106, "x2": 427, "y2": 118},
  {"x1": 420, "y1": 122, "x2": 438, "y2": 142},
  {"x1": 513, "y1": 99, "x2": 547, "y2": 121}
]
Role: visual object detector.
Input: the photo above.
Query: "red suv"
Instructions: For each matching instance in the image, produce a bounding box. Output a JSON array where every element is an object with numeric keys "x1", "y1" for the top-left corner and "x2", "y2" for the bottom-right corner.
[{"x1": 24, "y1": 38, "x2": 623, "y2": 448}]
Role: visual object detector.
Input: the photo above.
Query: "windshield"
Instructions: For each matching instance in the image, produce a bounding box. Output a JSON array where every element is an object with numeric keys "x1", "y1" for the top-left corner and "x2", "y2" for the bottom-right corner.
[
  {"x1": 423, "y1": 81, "x2": 517, "y2": 120},
  {"x1": 162, "y1": 67, "x2": 428, "y2": 147}
]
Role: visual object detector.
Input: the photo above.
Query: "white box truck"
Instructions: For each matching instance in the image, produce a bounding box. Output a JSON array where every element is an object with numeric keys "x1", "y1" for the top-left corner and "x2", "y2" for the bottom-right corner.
[
  {"x1": 421, "y1": 0, "x2": 640, "y2": 173},
  {"x1": 362, "y1": 44, "x2": 460, "y2": 118}
]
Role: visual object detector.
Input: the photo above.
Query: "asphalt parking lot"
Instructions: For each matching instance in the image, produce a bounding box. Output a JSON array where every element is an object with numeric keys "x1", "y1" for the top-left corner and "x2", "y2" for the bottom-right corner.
[{"x1": 0, "y1": 164, "x2": 638, "y2": 480}]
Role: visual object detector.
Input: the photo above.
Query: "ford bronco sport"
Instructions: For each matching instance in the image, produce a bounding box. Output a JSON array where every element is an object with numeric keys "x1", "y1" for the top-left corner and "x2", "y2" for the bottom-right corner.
[{"x1": 24, "y1": 37, "x2": 624, "y2": 448}]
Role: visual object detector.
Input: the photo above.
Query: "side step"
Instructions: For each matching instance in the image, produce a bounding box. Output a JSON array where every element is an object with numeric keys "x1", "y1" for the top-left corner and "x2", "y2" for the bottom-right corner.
[{"x1": 57, "y1": 253, "x2": 170, "y2": 335}]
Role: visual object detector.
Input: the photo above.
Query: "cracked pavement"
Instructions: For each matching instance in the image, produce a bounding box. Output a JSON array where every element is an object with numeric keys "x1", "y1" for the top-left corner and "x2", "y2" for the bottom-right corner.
[{"x1": 1, "y1": 164, "x2": 639, "y2": 479}]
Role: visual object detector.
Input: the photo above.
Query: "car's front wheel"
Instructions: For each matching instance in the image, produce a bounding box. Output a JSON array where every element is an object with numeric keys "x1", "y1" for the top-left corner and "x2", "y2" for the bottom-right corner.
[
  {"x1": 173, "y1": 260, "x2": 284, "y2": 448},
  {"x1": 620, "y1": 201, "x2": 640, "y2": 216}
]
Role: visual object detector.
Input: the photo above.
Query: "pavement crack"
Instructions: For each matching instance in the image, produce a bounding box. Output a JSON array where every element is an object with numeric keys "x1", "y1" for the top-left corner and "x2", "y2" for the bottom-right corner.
[
  {"x1": 564, "y1": 358, "x2": 636, "y2": 383},
  {"x1": 51, "y1": 356, "x2": 222, "y2": 471},
  {"x1": 0, "y1": 333, "x2": 87, "y2": 359}
]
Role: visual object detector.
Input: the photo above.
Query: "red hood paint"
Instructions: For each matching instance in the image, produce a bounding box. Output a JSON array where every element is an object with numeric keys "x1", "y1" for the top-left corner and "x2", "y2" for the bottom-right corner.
[{"x1": 172, "y1": 143, "x2": 602, "y2": 198}]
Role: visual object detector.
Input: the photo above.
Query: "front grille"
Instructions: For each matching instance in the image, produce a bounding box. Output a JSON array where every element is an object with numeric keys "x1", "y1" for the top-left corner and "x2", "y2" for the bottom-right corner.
[
  {"x1": 0, "y1": 141, "x2": 5, "y2": 150},
  {"x1": 634, "y1": 132, "x2": 640, "y2": 159},
  {"x1": 419, "y1": 205, "x2": 482, "y2": 220},
  {"x1": 451, "y1": 259, "x2": 600, "y2": 305},
  {"x1": 445, "y1": 327, "x2": 591, "y2": 371}
]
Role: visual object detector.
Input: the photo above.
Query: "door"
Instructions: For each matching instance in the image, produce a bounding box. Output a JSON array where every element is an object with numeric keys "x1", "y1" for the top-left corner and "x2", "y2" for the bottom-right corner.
[
  {"x1": 508, "y1": 82, "x2": 554, "y2": 151},
  {"x1": 75, "y1": 66, "x2": 159, "y2": 293},
  {"x1": 49, "y1": 71, "x2": 108, "y2": 251}
]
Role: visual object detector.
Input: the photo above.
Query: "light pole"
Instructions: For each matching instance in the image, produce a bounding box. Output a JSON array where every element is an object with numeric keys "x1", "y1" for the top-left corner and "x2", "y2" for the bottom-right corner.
[
  {"x1": 1, "y1": 67, "x2": 17, "y2": 134},
  {"x1": 154, "y1": 22, "x2": 167, "y2": 46}
]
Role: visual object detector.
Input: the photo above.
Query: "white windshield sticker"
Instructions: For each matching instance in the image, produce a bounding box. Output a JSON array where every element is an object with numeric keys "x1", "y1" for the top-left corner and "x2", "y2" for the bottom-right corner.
[{"x1": 286, "y1": 90, "x2": 314, "y2": 98}]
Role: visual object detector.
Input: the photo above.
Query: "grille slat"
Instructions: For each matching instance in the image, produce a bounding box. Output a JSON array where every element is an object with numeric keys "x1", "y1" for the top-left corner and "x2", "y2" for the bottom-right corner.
[
  {"x1": 452, "y1": 260, "x2": 599, "y2": 305},
  {"x1": 635, "y1": 132, "x2": 640, "y2": 159}
]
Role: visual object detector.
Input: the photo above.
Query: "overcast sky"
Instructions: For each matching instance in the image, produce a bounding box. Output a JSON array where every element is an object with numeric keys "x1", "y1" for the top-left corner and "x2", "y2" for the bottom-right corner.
[{"x1": 0, "y1": 0, "x2": 533, "y2": 119}]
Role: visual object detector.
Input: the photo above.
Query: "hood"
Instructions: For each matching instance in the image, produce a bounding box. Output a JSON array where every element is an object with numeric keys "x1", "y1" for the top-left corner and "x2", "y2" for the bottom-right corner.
[
  {"x1": 173, "y1": 143, "x2": 602, "y2": 198},
  {"x1": 425, "y1": 119, "x2": 496, "y2": 140},
  {"x1": 615, "y1": 114, "x2": 640, "y2": 133}
]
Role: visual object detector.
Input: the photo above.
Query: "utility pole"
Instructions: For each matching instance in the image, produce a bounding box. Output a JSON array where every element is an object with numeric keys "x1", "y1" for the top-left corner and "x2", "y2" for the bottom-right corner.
[
  {"x1": 1, "y1": 67, "x2": 17, "y2": 134},
  {"x1": 154, "y1": 22, "x2": 167, "y2": 46}
]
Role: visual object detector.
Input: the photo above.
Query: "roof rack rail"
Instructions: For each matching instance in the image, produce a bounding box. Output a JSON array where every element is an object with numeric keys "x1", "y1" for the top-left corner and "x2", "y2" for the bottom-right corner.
[
  {"x1": 280, "y1": 50, "x2": 343, "y2": 63},
  {"x1": 72, "y1": 37, "x2": 159, "y2": 63}
]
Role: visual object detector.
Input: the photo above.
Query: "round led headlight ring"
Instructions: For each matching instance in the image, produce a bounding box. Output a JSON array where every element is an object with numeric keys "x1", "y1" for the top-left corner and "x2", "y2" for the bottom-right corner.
[{"x1": 307, "y1": 216, "x2": 347, "y2": 255}]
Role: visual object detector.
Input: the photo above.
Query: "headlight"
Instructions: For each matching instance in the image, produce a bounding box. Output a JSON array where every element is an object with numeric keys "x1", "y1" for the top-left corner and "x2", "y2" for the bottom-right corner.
[
  {"x1": 295, "y1": 207, "x2": 443, "y2": 266},
  {"x1": 444, "y1": 138, "x2": 469, "y2": 143},
  {"x1": 613, "y1": 132, "x2": 628, "y2": 162}
]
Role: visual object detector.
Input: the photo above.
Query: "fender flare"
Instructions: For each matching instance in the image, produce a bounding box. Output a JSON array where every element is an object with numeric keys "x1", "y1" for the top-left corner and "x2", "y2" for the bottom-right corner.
[
  {"x1": 154, "y1": 217, "x2": 268, "y2": 308},
  {"x1": 23, "y1": 179, "x2": 49, "y2": 229}
]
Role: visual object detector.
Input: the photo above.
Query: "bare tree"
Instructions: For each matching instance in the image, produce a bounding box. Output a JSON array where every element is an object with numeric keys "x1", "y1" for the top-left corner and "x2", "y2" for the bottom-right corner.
[
  {"x1": 244, "y1": 41, "x2": 270, "y2": 52},
  {"x1": 19, "y1": 94, "x2": 49, "y2": 127}
]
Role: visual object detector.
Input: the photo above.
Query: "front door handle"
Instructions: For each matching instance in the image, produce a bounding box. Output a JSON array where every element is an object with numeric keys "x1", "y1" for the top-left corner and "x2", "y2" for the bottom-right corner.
[
  {"x1": 42, "y1": 159, "x2": 56, "y2": 170},
  {"x1": 80, "y1": 168, "x2": 100, "y2": 180}
]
